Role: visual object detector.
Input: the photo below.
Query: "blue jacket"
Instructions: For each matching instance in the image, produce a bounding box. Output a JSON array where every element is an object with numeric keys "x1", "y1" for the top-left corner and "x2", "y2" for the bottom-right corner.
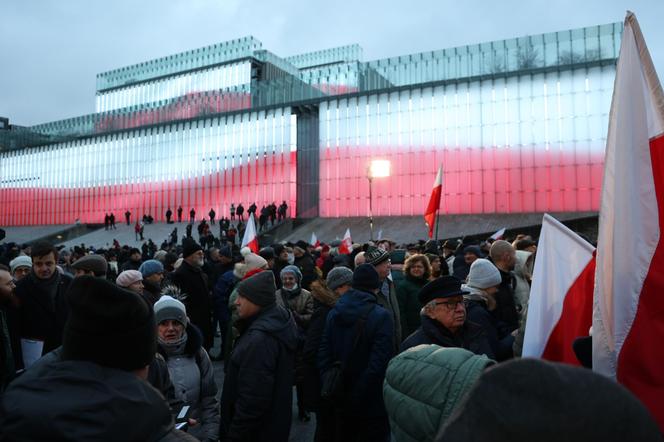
[{"x1": 318, "y1": 288, "x2": 394, "y2": 417}]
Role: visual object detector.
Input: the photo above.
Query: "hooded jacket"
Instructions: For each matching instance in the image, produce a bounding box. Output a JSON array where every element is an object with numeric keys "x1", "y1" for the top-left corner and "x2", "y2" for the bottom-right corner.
[
  {"x1": 220, "y1": 303, "x2": 298, "y2": 442},
  {"x1": 383, "y1": 345, "x2": 495, "y2": 442},
  {"x1": 462, "y1": 284, "x2": 514, "y2": 361},
  {"x1": 318, "y1": 288, "x2": 394, "y2": 418},
  {"x1": 0, "y1": 357, "x2": 196, "y2": 441}
]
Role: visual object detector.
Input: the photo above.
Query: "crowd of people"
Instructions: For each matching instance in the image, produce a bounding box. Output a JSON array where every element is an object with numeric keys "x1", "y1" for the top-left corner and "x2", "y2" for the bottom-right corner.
[{"x1": 0, "y1": 227, "x2": 660, "y2": 441}]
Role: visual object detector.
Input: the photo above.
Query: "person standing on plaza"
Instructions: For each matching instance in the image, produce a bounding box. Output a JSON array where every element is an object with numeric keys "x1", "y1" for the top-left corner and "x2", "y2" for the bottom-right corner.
[
  {"x1": 165, "y1": 207, "x2": 173, "y2": 224},
  {"x1": 109, "y1": 212, "x2": 116, "y2": 229},
  {"x1": 220, "y1": 271, "x2": 298, "y2": 442},
  {"x1": 396, "y1": 254, "x2": 431, "y2": 339},
  {"x1": 236, "y1": 203, "x2": 245, "y2": 221},
  {"x1": 125, "y1": 210, "x2": 131, "y2": 225},
  {"x1": 318, "y1": 264, "x2": 394, "y2": 442},
  {"x1": 170, "y1": 238, "x2": 213, "y2": 351},
  {"x1": 177, "y1": 206, "x2": 183, "y2": 223},
  {"x1": 208, "y1": 208, "x2": 216, "y2": 225},
  {"x1": 104, "y1": 213, "x2": 110, "y2": 230},
  {"x1": 364, "y1": 246, "x2": 402, "y2": 349},
  {"x1": 15, "y1": 241, "x2": 73, "y2": 361},
  {"x1": 189, "y1": 208, "x2": 196, "y2": 224},
  {"x1": 230, "y1": 203, "x2": 236, "y2": 221}
]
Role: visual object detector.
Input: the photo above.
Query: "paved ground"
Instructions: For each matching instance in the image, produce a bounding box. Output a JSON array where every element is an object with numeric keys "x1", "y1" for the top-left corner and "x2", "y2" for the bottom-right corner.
[{"x1": 210, "y1": 335, "x2": 316, "y2": 442}]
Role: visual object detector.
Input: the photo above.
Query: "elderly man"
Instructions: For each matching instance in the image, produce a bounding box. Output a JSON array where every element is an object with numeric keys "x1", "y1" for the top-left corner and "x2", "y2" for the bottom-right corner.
[
  {"x1": 15, "y1": 241, "x2": 73, "y2": 361},
  {"x1": 364, "y1": 246, "x2": 402, "y2": 348},
  {"x1": 170, "y1": 238, "x2": 213, "y2": 350},
  {"x1": 221, "y1": 271, "x2": 297, "y2": 442},
  {"x1": 400, "y1": 276, "x2": 493, "y2": 359},
  {"x1": 71, "y1": 254, "x2": 108, "y2": 278},
  {"x1": 9, "y1": 256, "x2": 31, "y2": 283},
  {"x1": 489, "y1": 240, "x2": 519, "y2": 331}
]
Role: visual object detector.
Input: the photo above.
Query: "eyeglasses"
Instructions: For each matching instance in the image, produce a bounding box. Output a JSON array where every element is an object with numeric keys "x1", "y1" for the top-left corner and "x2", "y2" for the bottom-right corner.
[{"x1": 432, "y1": 299, "x2": 467, "y2": 311}]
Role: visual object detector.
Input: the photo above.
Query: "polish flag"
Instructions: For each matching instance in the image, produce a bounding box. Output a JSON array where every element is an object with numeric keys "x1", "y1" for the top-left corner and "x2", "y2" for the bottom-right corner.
[
  {"x1": 424, "y1": 165, "x2": 443, "y2": 239},
  {"x1": 338, "y1": 228, "x2": 352, "y2": 255},
  {"x1": 593, "y1": 12, "x2": 664, "y2": 431},
  {"x1": 490, "y1": 227, "x2": 506, "y2": 240},
  {"x1": 311, "y1": 232, "x2": 320, "y2": 248},
  {"x1": 522, "y1": 214, "x2": 596, "y2": 364},
  {"x1": 241, "y1": 213, "x2": 259, "y2": 253}
]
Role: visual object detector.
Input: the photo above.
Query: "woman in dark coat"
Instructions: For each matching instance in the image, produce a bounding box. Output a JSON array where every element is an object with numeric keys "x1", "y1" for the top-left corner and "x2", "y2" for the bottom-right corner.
[{"x1": 396, "y1": 254, "x2": 431, "y2": 339}]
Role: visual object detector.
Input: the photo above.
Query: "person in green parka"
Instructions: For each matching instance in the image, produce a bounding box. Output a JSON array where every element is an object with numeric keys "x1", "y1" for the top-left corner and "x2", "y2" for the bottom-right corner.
[
  {"x1": 383, "y1": 345, "x2": 495, "y2": 442},
  {"x1": 396, "y1": 254, "x2": 431, "y2": 340}
]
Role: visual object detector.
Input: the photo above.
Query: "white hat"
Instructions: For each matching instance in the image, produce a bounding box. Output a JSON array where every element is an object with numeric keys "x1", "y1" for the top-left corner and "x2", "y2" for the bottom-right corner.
[
  {"x1": 10, "y1": 255, "x2": 32, "y2": 273},
  {"x1": 467, "y1": 259, "x2": 502, "y2": 289}
]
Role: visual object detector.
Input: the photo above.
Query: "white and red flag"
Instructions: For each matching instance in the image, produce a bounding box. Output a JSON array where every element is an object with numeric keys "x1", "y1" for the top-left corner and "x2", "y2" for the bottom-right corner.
[
  {"x1": 338, "y1": 228, "x2": 352, "y2": 255},
  {"x1": 490, "y1": 227, "x2": 506, "y2": 240},
  {"x1": 593, "y1": 12, "x2": 664, "y2": 430},
  {"x1": 241, "y1": 213, "x2": 259, "y2": 253},
  {"x1": 522, "y1": 214, "x2": 595, "y2": 364},
  {"x1": 424, "y1": 165, "x2": 443, "y2": 238},
  {"x1": 310, "y1": 232, "x2": 320, "y2": 248}
]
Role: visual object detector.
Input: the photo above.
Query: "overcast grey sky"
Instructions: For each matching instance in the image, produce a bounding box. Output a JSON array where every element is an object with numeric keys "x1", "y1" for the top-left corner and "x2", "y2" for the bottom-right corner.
[{"x1": 1, "y1": 0, "x2": 663, "y2": 126}]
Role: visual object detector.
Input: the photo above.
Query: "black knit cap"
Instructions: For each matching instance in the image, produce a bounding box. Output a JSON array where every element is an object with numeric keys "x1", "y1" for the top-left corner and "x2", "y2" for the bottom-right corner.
[
  {"x1": 365, "y1": 246, "x2": 390, "y2": 266},
  {"x1": 182, "y1": 237, "x2": 203, "y2": 258},
  {"x1": 237, "y1": 271, "x2": 276, "y2": 307},
  {"x1": 418, "y1": 276, "x2": 468, "y2": 305},
  {"x1": 352, "y1": 263, "x2": 382, "y2": 293},
  {"x1": 62, "y1": 276, "x2": 156, "y2": 371}
]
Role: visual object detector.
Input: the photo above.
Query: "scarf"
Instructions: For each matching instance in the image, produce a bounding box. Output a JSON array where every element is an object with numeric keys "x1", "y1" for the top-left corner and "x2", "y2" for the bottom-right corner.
[{"x1": 158, "y1": 331, "x2": 188, "y2": 357}]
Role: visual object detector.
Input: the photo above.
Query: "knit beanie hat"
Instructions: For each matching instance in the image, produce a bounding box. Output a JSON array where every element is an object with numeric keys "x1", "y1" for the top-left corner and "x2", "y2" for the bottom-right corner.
[
  {"x1": 352, "y1": 263, "x2": 382, "y2": 293},
  {"x1": 259, "y1": 247, "x2": 275, "y2": 261},
  {"x1": 280, "y1": 265, "x2": 302, "y2": 283},
  {"x1": 365, "y1": 246, "x2": 390, "y2": 266},
  {"x1": 182, "y1": 238, "x2": 203, "y2": 258},
  {"x1": 62, "y1": 276, "x2": 156, "y2": 371},
  {"x1": 153, "y1": 295, "x2": 187, "y2": 326},
  {"x1": 234, "y1": 247, "x2": 268, "y2": 279},
  {"x1": 237, "y1": 271, "x2": 276, "y2": 307},
  {"x1": 467, "y1": 259, "x2": 502, "y2": 289},
  {"x1": 139, "y1": 259, "x2": 164, "y2": 278},
  {"x1": 153, "y1": 250, "x2": 168, "y2": 262},
  {"x1": 326, "y1": 267, "x2": 353, "y2": 291},
  {"x1": 116, "y1": 270, "x2": 143, "y2": 288},
  {"x1": 9, "y1": 255, "x2": 32, "y2": 273},
  {"x1": 71, "y1": 254, "x2": 108, "y2": 276}
]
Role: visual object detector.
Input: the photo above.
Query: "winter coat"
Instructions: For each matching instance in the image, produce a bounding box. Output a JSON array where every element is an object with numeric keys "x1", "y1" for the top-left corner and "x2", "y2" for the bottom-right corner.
[
  {"x1": 395, "y1": 274, "x2": 427, "y2": 339},
  {"x1": 142, "y1": 279, "x2": 162, "y2": 306},
  {"x1": 400, "y1": 314, "x2": 494, "y2": 359},
  {"x1": 494, "y1": 268, "x2": 519, "y2": 332},
  {"x1": 158, "y1": 324, "x2": 219, "y2": 442},
  {"x1": 221, "y1": 304, "x2": 298, "y2": 442},
  {"x1": 0, "y1": 356, "x2": 197, "y2": 441},
  {"x1": 318, "y1": 288, "x2": 395, "y2": 418},
  {"x1": 0, "y1": 303, "x2": 21, "y2": 391},
  {"x1": 383, "y1": 345, "x2": 495, "y2": 442},
  {"x1": 14, "y1": 271, "x2": 73, "y2": 358},
  {"x1": 462, "y1": 285, "x2": 514, "y2": 361},
  {"x1": 170, "y1": 260, "x2": 213, "y2": 349},
  {"x1": 377, "y1": 277, "x2": 402, "y2": 350},
  {"x1": 294, "y1": 253, "x2": 318, "y2": 290},
  {"x1": 276, "y1": 287, "x2": 314, "y2": 329},
  {"x1": 301, "y1": 280, "x2": 339, "y2": 411}
]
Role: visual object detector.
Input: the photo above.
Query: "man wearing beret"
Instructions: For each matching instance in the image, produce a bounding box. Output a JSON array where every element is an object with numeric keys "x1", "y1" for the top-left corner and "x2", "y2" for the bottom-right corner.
[
  {"x1": 170, "y1": 238, "x2": 213, "y2": 350},
  {"x1": 400, "y1": 276, "x2": 494, "y2": 359},
  {"x1": 0, "y1": 276, "x2": 196, "y2": 441},
  {"x1": 221, "y1": 271, "x2": 298, "y2": 442}
]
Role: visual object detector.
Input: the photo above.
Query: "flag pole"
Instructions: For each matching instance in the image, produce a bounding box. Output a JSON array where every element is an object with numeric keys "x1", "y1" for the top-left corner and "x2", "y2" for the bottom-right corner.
[{"x1": 435, "y1": 208, "x2": 440, "y2": 241}]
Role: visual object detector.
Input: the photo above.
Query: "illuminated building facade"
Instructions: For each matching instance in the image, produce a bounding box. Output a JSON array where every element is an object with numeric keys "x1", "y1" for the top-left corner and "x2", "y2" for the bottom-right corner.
[{"x1": 0, "y1": 24, "x2": 621, "y2": 226}]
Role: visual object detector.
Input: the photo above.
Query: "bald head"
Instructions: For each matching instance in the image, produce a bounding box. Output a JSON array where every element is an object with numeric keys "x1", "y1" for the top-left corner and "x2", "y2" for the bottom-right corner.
[
  {"x1": 354, "y1": 251, "x2": 366, "y2": 267},
  {"x1": 490, "y1": 240, "x2": 516, "y2": 272}
]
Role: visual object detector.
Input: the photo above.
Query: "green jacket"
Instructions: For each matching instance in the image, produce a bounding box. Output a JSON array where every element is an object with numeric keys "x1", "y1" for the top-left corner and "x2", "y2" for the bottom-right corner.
[
  {"x1": 383, "y1": 345, "x2": 495, "y2": 442},
  {"x1": 395, "y1": 275, "x2": 427, "y2": 340}
]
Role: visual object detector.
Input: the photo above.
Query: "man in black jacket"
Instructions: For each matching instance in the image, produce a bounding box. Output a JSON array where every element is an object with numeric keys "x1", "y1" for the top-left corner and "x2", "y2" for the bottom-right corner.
[
  {"x1": 221, "y1": 271, "x2": 298, "y2": 442},
  {"x1": 0, "y1": 266, "x2": 20, "y2": 391},
  {"x1": 400, "y1": 276, "x2": 494, "y2": 359},
  {"x1": 0, "y1": 276, "x2": 195, "y2": 441},
  {"x1": 15, "y1": 241, "x2": 73, "y2": 363},
  {"x1": 488, "y1": 240, "x2": 519, "y2": 332},
  {"x1": 170, "y1": 239, "x2": 213, "y2": 350}
]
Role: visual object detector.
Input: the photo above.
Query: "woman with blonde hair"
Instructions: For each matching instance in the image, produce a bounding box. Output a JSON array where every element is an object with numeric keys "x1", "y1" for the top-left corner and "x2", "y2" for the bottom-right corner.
[{"x1": 396, "y1": 254, "x2": 432, "y2": 339}]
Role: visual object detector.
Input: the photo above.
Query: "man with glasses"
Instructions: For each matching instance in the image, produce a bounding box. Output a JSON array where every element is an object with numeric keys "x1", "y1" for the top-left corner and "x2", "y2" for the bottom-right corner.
[{"x1": 399, "y1": 276, "x2": 494, "y2": 358}]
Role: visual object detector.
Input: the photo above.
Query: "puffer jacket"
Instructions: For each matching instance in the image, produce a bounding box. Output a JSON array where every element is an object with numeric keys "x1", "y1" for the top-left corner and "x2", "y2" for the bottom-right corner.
[
  {"x1": 158, "y1": 324, "x2": 219, "y2": 442},
  {"x1": 383, "y1": 345, "x2": 495, "y2": 442}
]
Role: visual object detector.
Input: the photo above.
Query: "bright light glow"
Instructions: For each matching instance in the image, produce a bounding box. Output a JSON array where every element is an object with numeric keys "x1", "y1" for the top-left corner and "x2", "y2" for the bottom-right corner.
[{"x1": 369, "y1": 160, "x2": 391, "y2": 178}]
